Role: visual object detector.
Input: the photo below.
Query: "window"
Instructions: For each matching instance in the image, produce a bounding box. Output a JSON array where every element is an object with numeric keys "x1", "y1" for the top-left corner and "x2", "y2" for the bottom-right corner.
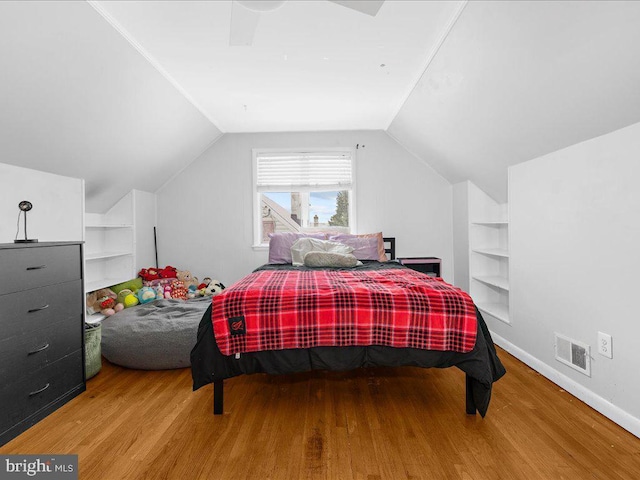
[{"x1": 253, "y1": 148, "x2": 356, "y2": 246}]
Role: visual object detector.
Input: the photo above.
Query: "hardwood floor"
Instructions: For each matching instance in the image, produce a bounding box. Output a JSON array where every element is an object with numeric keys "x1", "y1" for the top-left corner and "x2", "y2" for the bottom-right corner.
[{"x1": 2, "y1": 347, "x2": 639, "y2": 479}]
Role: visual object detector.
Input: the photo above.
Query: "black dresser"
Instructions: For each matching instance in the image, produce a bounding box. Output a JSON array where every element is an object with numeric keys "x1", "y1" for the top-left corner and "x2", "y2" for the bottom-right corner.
[{"x1": 0, "y1": 242, "x2": 86, "y2": 446}]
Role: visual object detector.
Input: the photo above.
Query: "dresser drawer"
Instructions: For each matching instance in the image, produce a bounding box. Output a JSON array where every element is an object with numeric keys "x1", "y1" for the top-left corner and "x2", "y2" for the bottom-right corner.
[
  {"x1": 0, "y1": 315, "x2": 81, "y2": 384},
  {"x1": 0, "y1": 280, "x2": 82, "y2": 342},
  {"x1": 0, "y1": 350, "x2": 84, "y2": 436},
  {"x1": 0, "y1": 244, "x2": 81, "y2": 295}
]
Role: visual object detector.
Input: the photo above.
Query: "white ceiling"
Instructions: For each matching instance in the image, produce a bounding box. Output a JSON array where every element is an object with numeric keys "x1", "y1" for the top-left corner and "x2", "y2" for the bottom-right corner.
[
  {"x1": 2, "y1": 0, "x2": 640, "y2": 212},
  {"x1": 93, "y1": 0, "x2": 462, "y2": 133}
]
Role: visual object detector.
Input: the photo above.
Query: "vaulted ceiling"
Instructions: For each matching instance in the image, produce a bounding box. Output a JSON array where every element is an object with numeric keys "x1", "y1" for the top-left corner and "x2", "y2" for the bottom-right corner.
[
  {"x1": 92, "y1": 0, "x2": 461, "y2": 133},
  {"x1": 1, "y1": 0, "x2": 640, "y2": 210}
]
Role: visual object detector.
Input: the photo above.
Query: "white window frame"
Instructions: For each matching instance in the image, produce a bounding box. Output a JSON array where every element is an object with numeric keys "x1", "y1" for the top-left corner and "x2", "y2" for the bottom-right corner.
[{"x1": 252, "y1": 147, "x2": 357, "y2": 248}]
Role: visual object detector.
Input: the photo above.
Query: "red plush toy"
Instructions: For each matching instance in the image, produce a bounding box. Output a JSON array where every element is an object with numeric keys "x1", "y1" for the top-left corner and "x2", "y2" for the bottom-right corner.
[
  {"x1": 139, "y1": 266, "x2": 178, "y2": 282},
  {"x1": 159, "y1": 266, "x2": 177, "y2": 278},
  {"x1": 138, "y1": 268, "x2": 160, "y2": 281}
]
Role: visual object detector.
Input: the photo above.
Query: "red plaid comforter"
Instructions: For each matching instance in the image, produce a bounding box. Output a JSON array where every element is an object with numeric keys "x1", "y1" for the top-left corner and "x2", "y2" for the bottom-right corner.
[{"x1": 212, "y1": 268, "x2": 477, "y2": 356}]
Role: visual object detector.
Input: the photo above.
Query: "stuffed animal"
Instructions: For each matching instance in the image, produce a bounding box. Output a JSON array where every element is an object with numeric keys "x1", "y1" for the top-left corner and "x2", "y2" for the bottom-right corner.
[
  {"x1": 117, "y1": 289, "x2": 131, "y2": 305},
  {"x1": 159, "y1": 266, "x2": 177, "y2": 279},
  {"x1": 87, "y1": 288, "x2": 123, "y2": 316},
  {"x1": 138, "y1": 268, "x2": 160, "y2": 282},
  {"x1": 117, "y1": 288, "x2": 139, "y2": 308},
  {"x1": 137, "y1": 286, "x2": 157, "y2": 304},
  {"x1": 86, "y1": 291, "x2": 99, "y2": 315},
  {"x1": 170, "y1": 280, "x2": 188, "y2": 300},
  {"x1": 111, "y1": 277, "x2": 143, "y2": 294},
  {"x1": 196, "y1": 277, "x2": 212, "y2": 297},
  {"x1": 176, "y1": 270, "x2": 198, "y2": 290},
  {"x1": 123, "y1": 292, "x2": 139, "y2": 308},
  {"x1": 204, "y1": 279, "x2": 225, "y2": 297},
  {"x1": 139, "y1": 266, "x2": 177, "y2": 282}
]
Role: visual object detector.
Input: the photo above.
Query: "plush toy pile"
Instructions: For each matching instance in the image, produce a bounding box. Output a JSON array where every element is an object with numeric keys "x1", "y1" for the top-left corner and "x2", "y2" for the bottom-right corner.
[
  {"x1": 137, "y1": 266, "x2": 225, "y2": 300},
  {"x1": 86, "y1": 266, "x2": 225, "y2": 318}
]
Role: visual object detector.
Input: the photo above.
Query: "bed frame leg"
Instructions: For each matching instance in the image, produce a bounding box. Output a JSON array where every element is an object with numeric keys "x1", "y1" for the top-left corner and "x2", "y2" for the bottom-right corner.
[
  {"x1": 214, "y1": 379, "x2": 224, "y2": 415},
  {"x1": 465, "y1": 374, "x2": 477, "y2": 415}
]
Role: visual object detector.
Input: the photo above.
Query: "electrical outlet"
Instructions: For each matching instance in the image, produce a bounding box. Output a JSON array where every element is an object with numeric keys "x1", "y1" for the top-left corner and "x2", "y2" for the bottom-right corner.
[{"x1": 597, "y1": 332, "x2": 612, "y2": 359}]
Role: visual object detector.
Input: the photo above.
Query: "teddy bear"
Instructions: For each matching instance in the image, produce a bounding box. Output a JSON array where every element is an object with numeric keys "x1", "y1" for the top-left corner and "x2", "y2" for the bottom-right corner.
[
  {"x1": 87, "y1": 287, "x2": 124, "y2": 316},
  {"x1": 176, "y1": 270, "x2": 199, "y2": 290}
]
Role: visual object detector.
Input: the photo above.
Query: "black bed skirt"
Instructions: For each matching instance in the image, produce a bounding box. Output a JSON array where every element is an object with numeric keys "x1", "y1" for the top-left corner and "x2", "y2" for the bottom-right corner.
[{"x1": 190, "y1": 304, "x2": 505, "y2": 417}]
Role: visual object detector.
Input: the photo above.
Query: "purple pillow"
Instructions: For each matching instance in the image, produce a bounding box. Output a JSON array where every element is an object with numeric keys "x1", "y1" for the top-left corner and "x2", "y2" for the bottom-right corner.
[
  {"x1": 268, "y1": 232, "x2": 327, "y2": 264},
  {"x1": 329, "y1": 234, "x2": 381, "y2": 261}
]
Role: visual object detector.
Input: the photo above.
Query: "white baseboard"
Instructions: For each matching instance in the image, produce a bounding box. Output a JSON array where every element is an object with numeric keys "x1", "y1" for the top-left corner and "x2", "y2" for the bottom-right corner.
[{"x1": 490, "y1": 332, "x2": 640, "y2": 439}]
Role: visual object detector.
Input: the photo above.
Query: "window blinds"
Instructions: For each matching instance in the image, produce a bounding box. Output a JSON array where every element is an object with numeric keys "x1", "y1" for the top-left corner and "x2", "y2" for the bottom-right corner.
[{"x1": 256, "y1": 151, "x2": 353, "y2": 192}]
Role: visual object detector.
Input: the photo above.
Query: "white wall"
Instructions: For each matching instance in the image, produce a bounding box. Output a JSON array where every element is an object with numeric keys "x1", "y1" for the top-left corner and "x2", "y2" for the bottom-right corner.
[
  {"x1": 133, "y1": 190, "x2": 158, "y2": 272},
  {"x1": 452, "y1": 181, "x2": 469, "y2": 292},
  {"x1": 0, "y1": 1, "x2": 220, "y2": 214},
  {"x1": 505, "y1": 121, "x2": 640, "y2": 436},
  {"x1": 0, "y1": 162, "x2": 84, "y2": 243},
  {"x1": 388, "y1": 1, "x2": 640, "y2": 205},
  {"x1": 156, "y1": 130, "x2": 454, "y2": 286}
]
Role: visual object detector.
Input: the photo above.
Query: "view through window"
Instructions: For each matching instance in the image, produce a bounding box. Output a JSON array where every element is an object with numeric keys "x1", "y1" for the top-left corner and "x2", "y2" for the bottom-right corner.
[{"x1": 254, "y1": 150, "x2": 355, "y2": 245}]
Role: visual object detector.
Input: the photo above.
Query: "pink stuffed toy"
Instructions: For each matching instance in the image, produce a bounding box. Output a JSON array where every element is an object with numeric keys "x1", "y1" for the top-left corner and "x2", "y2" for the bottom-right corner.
[{"x1": 170, "y1": 280, "x2": 188, "y2": 300}]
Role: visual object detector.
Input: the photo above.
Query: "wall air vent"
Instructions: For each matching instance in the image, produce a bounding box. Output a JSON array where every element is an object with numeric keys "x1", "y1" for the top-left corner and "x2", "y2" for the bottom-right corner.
[{"x1": 555, "y1": 333, "x2": 590, "y2": 376}]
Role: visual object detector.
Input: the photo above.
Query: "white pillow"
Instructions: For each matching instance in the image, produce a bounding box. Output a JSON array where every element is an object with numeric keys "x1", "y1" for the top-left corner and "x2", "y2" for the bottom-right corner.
[{"x1": 290, "y1": 237, "x2": 354, "y2": 266}]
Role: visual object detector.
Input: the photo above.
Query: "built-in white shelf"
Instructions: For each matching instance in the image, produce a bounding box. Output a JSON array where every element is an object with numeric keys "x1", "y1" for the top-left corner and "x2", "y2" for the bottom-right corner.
[
  {"x1": 472, "y1": 275, "x2": 509, "y2": 291},
  {"x1": 471, "y1": 221, "x2": 509, "y2": 226},
  {"x1": 85, "y1": 251, "x2": 132, "y2": 261},
  {"x1": 467, "y1": 190, "x2": 510, "y2": 328},
  {"x1": 84, "y1": 193, "x2": 137, "y2": 297},
  {"x1": 85, "y1": 312, "x2": 107, "y2": 325},
  {"x1": 86, "y1": 224, "x2": 132, "y2": 229},
  {"x1": 477, "y1": 302, "x2": 510, "y2": 324},
  {"x1": 85, "y1": 275, "x2": 134, "y2": 294},
  {"x1": 472, "y1": 247, "x2": 509, "y2": 258}
]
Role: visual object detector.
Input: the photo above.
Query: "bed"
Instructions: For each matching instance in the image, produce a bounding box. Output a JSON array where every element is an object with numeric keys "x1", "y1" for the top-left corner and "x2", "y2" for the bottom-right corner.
[{"x1": 191, "y1": 238, "x2": 505, "y2": 417}]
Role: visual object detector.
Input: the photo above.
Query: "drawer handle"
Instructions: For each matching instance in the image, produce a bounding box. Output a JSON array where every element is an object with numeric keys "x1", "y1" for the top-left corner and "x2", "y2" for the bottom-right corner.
[
  {"x1": 29, "y1": 383, "x2": 50, "y2": 397},
  {"x1": 27, "y1": 343, "x2": 50, "y2": 355},
  {"x1": 28, "y1": 304, "x2": 49, "y2": 313},
  {"x1": 26, "y1": 265, "x2": 47, "y2": 271}
]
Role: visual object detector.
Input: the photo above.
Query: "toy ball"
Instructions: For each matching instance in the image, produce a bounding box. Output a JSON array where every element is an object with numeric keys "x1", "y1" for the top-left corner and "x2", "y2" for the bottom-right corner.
[
  {"x1": 117, "y1": 288, "x2": 133, "y2": 305},
  {"x1": 124, "y1": 293, "x2": 139, "y2": 308}
]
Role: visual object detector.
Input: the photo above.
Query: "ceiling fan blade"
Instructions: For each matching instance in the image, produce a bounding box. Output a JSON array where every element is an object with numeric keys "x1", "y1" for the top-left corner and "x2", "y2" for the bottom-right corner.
[
  {"x1": 229, "y1": 1, "x2": 261, "y2": 46},
  {"x1": 329, "y1": 0, "x2": 385, "y2": 17}
]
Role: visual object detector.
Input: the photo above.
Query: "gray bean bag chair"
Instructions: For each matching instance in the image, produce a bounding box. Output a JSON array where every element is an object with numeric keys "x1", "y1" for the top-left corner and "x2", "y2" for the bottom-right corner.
[{"x1": 101, "y1": 296, "x2": 212, "y2": 370}]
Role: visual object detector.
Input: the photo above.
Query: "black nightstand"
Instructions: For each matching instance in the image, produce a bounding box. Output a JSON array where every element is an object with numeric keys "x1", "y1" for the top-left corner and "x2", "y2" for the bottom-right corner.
[{"x1": 397, "y1": 257, "x2": 441, "y2": 277}]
